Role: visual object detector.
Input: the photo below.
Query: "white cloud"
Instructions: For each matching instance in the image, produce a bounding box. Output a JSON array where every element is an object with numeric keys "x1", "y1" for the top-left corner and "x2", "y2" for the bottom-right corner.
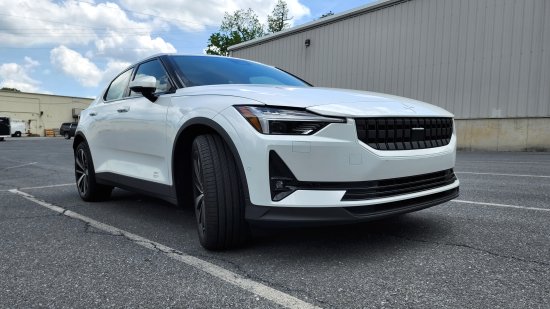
[
  {"x1": 24, "y1": 57, "x2": 40, "y2": 69},
  {"x1": 0, "y1": 62, "x2": 41, "y2": 92},
  {"x1": 118, "y1": 0, "x2": 311, "y2": 31},
  {"x1": 0, "y1": 0, "x2": 311, "y2": 90},
  {"x1": 0, "y1": 0, "x2": 176, "y2": 62},
  {"x1": 50, "y1": 46, "x2": 103, "y2": 87},
  {"x1": 50, "y1": 45, "x2": 131, "y2": 88},
  {"x1": 93, "y1": 30, "x2": 176, "y2": 61}
]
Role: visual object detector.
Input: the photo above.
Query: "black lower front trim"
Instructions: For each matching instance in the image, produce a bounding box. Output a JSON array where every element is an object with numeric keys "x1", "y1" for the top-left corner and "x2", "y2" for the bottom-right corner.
[{"x1": 245, "y1": 187, "x2": 459, "y2": 227}]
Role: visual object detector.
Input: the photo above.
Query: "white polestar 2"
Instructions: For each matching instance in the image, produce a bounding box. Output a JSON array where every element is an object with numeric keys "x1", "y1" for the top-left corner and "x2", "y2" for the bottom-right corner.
[{"x1": 74, "y1": 54, "x2": 459, "y2": 250}]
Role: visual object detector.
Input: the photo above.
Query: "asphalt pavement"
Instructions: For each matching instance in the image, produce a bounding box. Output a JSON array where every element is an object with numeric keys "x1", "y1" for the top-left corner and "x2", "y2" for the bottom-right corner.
[{"x1": 1, "y1": 137, "x2": 549, "y2": 308}]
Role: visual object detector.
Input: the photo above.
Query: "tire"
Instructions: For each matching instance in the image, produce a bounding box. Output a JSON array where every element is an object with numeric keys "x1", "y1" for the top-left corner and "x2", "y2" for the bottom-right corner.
[
  {"x1": 192, "y1": 134, "x2": 250, "y2": 250},
  {"x1": 64, "y1": 132, "x2": 70, "y2": 140},
  {"x1": 16, "y1": 132, "x2": 21, "y2": 137},
  {"x1": 74, "y1": 142, "x2": 113, "y2": 202}
]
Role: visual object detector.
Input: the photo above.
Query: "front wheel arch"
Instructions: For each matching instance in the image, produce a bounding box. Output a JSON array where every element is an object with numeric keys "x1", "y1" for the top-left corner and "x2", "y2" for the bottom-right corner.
[{"x1": 172, "y1": 118, "x2": 250, "y2": 209}]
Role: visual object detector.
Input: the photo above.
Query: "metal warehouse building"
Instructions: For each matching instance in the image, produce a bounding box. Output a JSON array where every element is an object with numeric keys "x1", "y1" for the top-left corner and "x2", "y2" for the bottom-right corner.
[
  {"x1": 0, "y1": 90, "x2": 93, "y2": 136},
  {"x1": 229, "y1": 0, "x2": 550, "y2": 151}
]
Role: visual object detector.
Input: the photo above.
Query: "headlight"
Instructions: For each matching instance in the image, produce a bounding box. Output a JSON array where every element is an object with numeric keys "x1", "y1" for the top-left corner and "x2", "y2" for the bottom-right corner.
[{"x1": 235, "y1": 106, "x2": 345, "y2": 135}]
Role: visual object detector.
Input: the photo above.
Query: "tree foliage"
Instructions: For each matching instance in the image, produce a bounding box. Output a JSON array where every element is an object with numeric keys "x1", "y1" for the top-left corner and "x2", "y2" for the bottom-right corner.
[
  {"x1": 0, "y1": 87, "x2": 21, "y2": 92},
  {"x1": 267, "y1": 0, "x2": 292, "y2": 33},
  {"x1": 319, "y1": 11, "x2": 334, "y2": 19},
  {"x1": 205, "y1": 9, "x2": 264, "y2": 56}
]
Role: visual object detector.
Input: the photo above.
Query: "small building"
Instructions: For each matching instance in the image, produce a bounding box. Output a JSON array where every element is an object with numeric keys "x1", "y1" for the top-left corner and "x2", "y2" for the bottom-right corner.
[
  {"x1": 0, "y1": 90, "x2": 93, "y2": 136},
  {"x1": 229, "y1": 0, "x2": 550, "y2": 151}
]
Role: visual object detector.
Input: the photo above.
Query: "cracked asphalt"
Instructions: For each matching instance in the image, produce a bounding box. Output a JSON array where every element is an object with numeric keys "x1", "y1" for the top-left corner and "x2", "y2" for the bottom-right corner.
[{"x1": 1, "y1": 137, "x2": 549, "y2": 308}]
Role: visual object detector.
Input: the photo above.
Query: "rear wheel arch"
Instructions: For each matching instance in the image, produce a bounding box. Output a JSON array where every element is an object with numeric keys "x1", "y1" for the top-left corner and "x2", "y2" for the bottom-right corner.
[{"x1": 172, "y1": 118, "x2": 250, "y2": 208}]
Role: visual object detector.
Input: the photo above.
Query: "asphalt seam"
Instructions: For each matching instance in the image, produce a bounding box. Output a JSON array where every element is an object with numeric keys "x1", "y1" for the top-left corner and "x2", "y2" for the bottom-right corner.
[
  {"x1": 381, "y1": 233, "x2": 550, "y2": 267},
  {"x1": 8, "y1": 188, "x2": 321, "y2": 309}
]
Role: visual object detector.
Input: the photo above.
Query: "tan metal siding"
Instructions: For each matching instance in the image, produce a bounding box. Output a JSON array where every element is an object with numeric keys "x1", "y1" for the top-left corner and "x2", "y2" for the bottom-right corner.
[{"x1": 231, "y1": 0, "x2": 550, "y2": 119}]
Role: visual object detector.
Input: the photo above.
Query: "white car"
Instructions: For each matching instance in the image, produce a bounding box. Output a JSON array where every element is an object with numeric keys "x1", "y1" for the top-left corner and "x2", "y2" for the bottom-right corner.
[{"x1": 74, "y1": 54, "x2": 459, "y2": 250}]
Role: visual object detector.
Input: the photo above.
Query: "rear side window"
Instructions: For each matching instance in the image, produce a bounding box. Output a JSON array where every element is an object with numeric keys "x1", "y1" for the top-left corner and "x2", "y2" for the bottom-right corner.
[
  {"x1": 131, "y1": 59, "x2": 171, "y2": 96},
  {"x1": 104, "y1": 69, "x2": 132, "y2": 101}
]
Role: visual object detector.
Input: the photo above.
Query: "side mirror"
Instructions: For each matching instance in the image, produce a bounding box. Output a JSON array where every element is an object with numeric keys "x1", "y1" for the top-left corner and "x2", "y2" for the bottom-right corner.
[{"x1": 129, "y1": 75, "x2": 158, "y2": 102}]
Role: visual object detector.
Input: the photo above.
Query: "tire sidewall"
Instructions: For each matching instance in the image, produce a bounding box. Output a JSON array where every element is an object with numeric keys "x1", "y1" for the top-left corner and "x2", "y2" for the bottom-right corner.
[
  {"x1": 75, "y1": 142, "x2": 99, "y2": 200},
  {"x1": 191, "y1": 141, "x2": 209, "y2": 245}
]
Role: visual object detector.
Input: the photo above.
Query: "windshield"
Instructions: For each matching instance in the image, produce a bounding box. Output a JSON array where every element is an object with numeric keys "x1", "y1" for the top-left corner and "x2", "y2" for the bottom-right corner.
[{"x1": 170, "y1": 56, "x2": 310, "y2": 87}]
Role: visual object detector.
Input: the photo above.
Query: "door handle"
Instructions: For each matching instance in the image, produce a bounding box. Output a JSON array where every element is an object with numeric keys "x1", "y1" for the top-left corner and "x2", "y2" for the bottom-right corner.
[
  {"x1": 89, "y1": 112, "x2": 97, "y2": 116},
  {"x1": 117, "y1": 106, "x2": 130, "y2": 113}
]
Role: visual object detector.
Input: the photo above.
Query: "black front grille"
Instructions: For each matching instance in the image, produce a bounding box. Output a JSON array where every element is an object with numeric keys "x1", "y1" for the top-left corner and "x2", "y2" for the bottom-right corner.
[
  {"x1": 282, "y1": 169, "x2": 457, "y2": 201},
  {"x1": 355, "y1": 117, "x2": 453, "y2": 150},
  {"x1": 341, "y1": 169, "x2": 457, "y2": 201}
]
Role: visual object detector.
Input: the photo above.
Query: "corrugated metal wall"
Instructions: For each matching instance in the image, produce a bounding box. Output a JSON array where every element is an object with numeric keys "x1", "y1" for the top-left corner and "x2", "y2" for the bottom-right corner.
[{"x1": 230, "y1": 0, "x2": 550, "y2": 119}]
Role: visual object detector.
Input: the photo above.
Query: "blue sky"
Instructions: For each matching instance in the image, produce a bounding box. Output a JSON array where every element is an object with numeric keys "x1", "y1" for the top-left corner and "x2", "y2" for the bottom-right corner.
[{"x1": 0, "y1": 0, "x2": 376, "y2": 98}]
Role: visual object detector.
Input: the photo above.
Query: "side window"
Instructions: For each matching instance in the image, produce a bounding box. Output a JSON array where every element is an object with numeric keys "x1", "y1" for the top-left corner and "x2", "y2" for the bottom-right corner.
[
  {"x1": 104, "y1": 69, "x2": 132, "y2": 101},
  {"x1": 131, "y1": 59, "x2": 171, "y2": 96}
]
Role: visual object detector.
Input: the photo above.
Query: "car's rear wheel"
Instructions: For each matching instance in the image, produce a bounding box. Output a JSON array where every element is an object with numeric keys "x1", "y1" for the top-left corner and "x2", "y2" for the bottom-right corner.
[
  {"x1": 16, "y1": 132, "x2": 21, "y2": 137},
  {"x1": 64, "y1": 132, "x2": 70, "y2": 139},
  {"x1": 75, "y1": 142, "x2": 113, "y2": 201},
  {"x1": 192, "y1": 134, "x2": 249, "y2": 250}
]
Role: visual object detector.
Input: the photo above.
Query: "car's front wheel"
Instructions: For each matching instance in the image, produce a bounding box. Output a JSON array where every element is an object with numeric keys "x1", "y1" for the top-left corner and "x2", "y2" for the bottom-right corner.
[
  {"x1": 192, "y1": 134, "x2": 249, "y2": 250},
  {"x1": 74, "y1": 142, "x2": 113, "y2": 201}
]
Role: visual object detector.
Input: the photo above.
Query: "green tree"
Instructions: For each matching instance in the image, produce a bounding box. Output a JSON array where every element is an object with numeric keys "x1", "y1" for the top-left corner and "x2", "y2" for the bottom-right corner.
[
  {"x1": 0, "y1": 87, "x2": 21, "y2": 92},
  {"x1": 206, "y1": 9, "x2": 264, "y2": 56},
  {"x1": 267, "y1": 0, "x2": 292, "y2": 33},
  {"x1": 319, "y1": 11, "x2": 334, "y2": 19}
]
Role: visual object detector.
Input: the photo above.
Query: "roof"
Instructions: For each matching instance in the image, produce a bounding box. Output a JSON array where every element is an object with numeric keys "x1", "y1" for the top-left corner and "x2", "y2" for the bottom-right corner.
[
  {"x1": 228, "y1": 0, "x2": 405, "y2": 51},
  {"x1": 0, "y1": 90, "x2": 93, "y2": 101}
]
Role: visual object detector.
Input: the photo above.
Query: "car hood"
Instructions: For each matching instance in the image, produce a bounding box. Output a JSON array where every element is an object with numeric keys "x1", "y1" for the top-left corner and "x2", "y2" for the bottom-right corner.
[{"x1": 177, "y1": 84, "x2": 454, "y2": 117}]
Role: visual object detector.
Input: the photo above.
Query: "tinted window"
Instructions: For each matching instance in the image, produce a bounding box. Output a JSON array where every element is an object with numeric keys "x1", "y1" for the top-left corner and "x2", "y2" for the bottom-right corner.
[
  {"x1": 105, "y1": 69, "x2": 132, "y2": 101},
  {"x1": 171, "y1": 56, "x2": 309, "y2": 87},
  {"x1": 131, "y1": 59, "x2": 171, "y2": 95}
]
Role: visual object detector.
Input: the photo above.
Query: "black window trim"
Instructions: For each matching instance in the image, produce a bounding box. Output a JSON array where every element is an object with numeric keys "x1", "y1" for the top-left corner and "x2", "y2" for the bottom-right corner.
[
  {"x1": 102, "y1": 57, "x2": 179, "y2": 104},
  {"x1": 102, "y1": 67, "x2": 135, "y2": 103},
  {"x1": 128, "y1": 57, "x2": 178, "y2": 98}
]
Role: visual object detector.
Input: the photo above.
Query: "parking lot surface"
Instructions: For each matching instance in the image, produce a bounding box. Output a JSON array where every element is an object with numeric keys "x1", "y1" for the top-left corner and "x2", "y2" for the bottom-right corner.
[{"x1": 1, "y1": 137, "x2": 549, "y2": 308}]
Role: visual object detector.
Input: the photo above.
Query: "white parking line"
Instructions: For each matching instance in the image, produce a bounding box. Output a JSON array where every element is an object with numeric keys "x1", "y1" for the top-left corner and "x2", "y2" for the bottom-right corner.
[
  {"x1": 456, "y1": 171, "x2": 550, "y2": 179},
  {"x1": 8, "y1": 189, "x2": 320, "y2": 309},
  {"x1": 20, "y1": 183, "x2": 74, "y2": 190},
  {"x1": 2, "y1": 162, "x2": 38, "y2": 170},
  {"x1": 451, "y1": 199, "x2": 550, "y2": 212},
  {"x1": 457, "y1": 160, "x2": 550, "y2": 165},
  {"x1": 0, "y1": 183, "x2": 74, "y2": 192}
]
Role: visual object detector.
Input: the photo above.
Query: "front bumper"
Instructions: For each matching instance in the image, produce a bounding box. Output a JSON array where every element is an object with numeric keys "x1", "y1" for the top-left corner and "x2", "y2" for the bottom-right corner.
[
  {"x1": 216, "y1": 108, "x2": 459, "y2": 217},
  {"x1": 246, "y1": 187, "x2": 459, "y2": 226}
]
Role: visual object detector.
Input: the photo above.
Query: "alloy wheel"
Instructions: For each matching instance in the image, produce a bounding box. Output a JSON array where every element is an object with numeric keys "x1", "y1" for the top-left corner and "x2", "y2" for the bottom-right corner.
[{"x1": 75, "y1": 148, "x2": 89, "y2": 196}]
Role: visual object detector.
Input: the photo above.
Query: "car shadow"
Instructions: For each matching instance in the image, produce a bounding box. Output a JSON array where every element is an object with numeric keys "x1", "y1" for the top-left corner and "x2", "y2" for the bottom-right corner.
[{"x1": 103, "y1": 189, "x2": 450, "y2": 259}]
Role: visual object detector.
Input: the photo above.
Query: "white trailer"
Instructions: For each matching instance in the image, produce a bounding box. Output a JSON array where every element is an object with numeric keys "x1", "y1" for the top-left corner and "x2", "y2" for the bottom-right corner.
[
  {"x1": 0, "y1": 117, "x2": 26, "y2": 141},
  {"x1": 10, "y1": 120, "x2": 25, "y2": 137}
]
